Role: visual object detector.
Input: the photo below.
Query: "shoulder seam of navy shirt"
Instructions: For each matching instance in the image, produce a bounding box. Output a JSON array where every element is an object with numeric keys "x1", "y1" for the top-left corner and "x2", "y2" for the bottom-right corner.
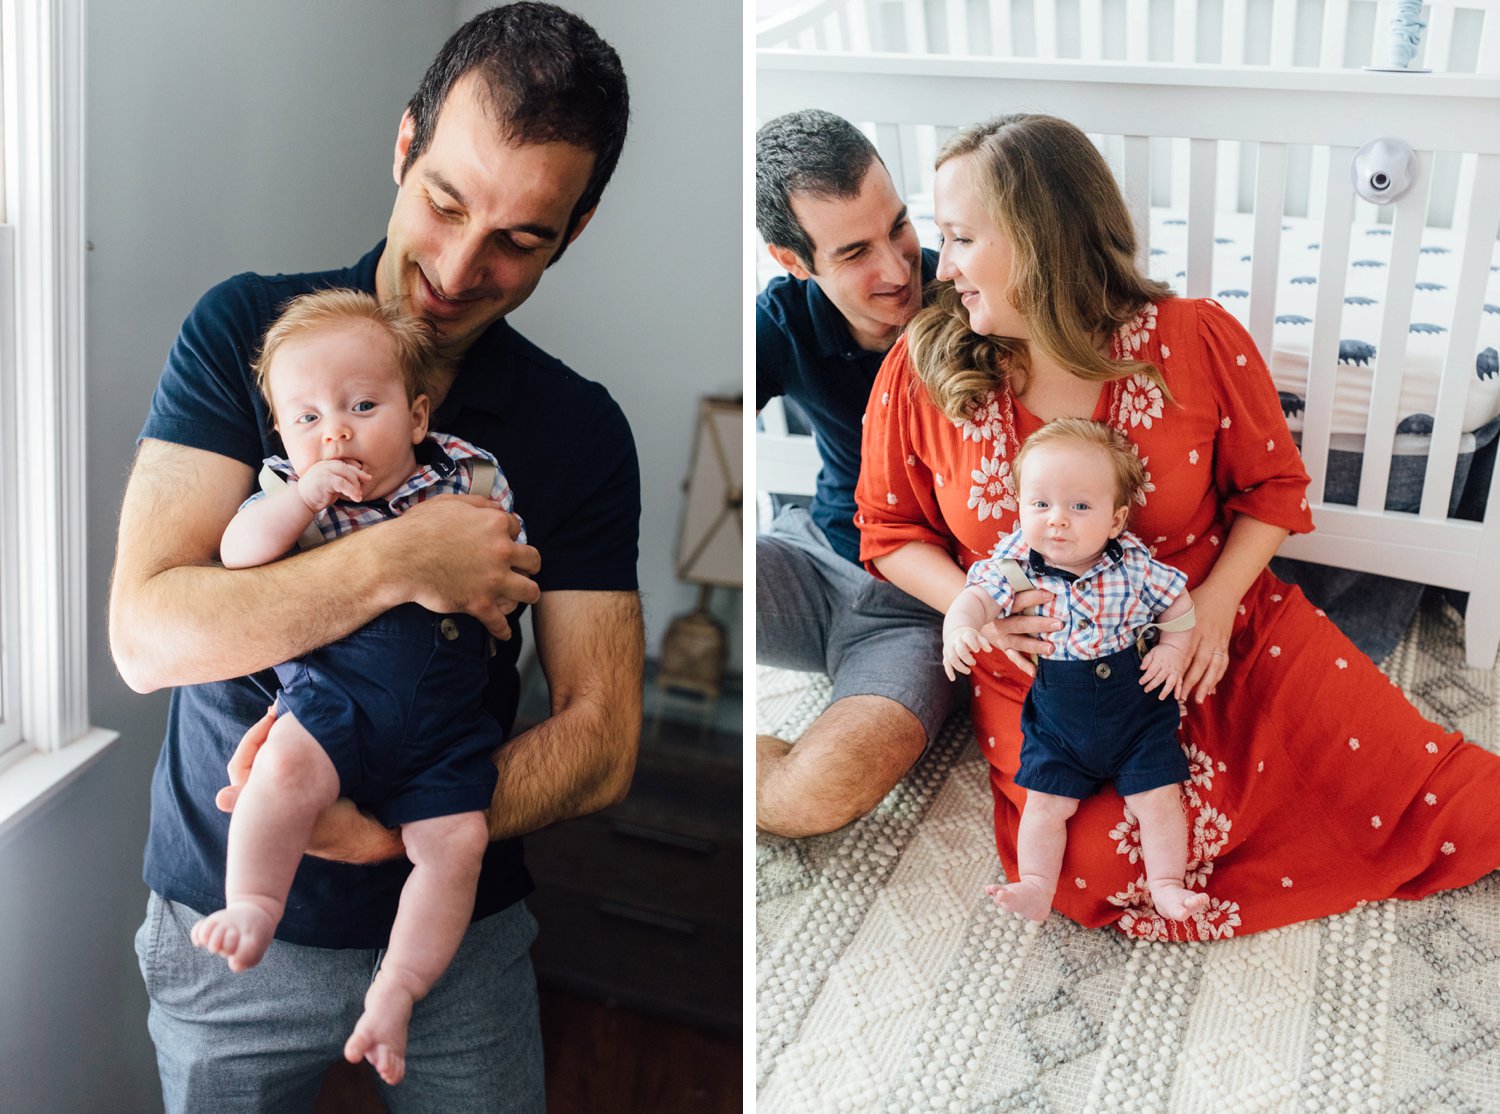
[
  {"x1": 138, "y1": 242, "x2": 640, "y2": 949},
  {"x1": 756, "y1": 247, "x2": 938, "y2": 564}
]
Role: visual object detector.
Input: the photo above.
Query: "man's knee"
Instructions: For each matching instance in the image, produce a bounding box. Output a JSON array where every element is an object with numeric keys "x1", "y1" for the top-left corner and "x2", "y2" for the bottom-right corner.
[{"x1": 757, "y1": 696, "x2": 925, "y2": 837}]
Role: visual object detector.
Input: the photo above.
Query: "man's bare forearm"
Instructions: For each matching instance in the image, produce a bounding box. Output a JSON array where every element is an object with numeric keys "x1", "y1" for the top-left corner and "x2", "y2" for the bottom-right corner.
[{"x1": 484, "y1": 590, "x2": 645, "y2": 840}]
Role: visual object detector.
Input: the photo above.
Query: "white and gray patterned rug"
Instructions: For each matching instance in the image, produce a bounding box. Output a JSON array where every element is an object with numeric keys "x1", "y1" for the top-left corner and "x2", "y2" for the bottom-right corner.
[{"x1": 756, "y1": 596, "x2": 1500, "y2": 1112}]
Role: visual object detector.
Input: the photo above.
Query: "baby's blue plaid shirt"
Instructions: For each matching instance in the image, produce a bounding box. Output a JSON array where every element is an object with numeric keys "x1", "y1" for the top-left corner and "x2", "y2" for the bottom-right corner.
[{"x1": 967, "y1": 528, "x2": 1187, "y2": 661}]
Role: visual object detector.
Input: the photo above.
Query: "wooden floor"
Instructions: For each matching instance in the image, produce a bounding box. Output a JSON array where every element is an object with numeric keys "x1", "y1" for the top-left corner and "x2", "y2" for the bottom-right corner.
[{"x1": 313, "y1": 987, "x2": 741, "y2": 1113}]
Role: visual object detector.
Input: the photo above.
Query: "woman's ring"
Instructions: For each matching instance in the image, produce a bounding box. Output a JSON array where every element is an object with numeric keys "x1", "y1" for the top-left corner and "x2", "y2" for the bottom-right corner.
[{"x1": 1211, "y1": 651, "x2": 1226, "y2": 657}]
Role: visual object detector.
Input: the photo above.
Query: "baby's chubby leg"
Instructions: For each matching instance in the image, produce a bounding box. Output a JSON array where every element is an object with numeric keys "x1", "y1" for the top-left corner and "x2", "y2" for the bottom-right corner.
[
  {"x1": 344, "y1": 809, "x2": 489, "y2": 1086},
  {"x1": 1126, "y1": 783, "x2": 1209, "y2": 921},
  {"x1": 190, "y1": 712, "x2": 341, "y2": 971},
  {"x1": 987, "y1": 790, "x2": 1079, "y2": 922}
]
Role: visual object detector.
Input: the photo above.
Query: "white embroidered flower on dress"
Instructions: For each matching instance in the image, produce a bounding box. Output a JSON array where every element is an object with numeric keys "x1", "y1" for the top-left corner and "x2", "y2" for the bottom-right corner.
[
  {"x1": 1188, "y1": 449, "x2": 1199, "y2": 464},
  {"x1": 1192, "y1": 806, "x2": 1232, "y2": 859},
  {"x1": 1193, "y1": 897, "x2": 1243, "y2": 940},
  {"x1": 1221, "y1": 417, "x2": 1232, "y2": 429},
  {"x1": 1185, "y1": 744, "x2": 1216, "y2": 794},
  {"x1": 1235, "y1": 354, "x2": 1248, "y2": 367},
  {"x1": 1348, "y1": 738, "x2": 1360, "y2": 751},
  {"x1": 1110, "y1": 814, "x2": 1144, "y2": 864},
  {"x1": 886, "y1": 492, "x2": 898, "y2": 505},
  {"x1": 1115, "y1": 303, "x2": 1159, "y2": 356},
  {"x1": 968, "y1": 455, "x2": 1017, "y2": 521},
  {"x1": 1119, "y1": 374, "x2": 1166, "y2": 429},
  {"x1": 1425, "y1": 793, "x2": 1437, "y2": 805},
  {"x1": 1425, "y1": 741, "x2": 1439, "y2": 754},
  {"x1": 1442, "y1": 842, "x2": 1455, "y2": 855},
  {"x1": 1335, "y1": 658, "x2": 1348, "y2": 669},
  {"x1": 957, "y1": 392, "x2": 1003, "y2": 443}
]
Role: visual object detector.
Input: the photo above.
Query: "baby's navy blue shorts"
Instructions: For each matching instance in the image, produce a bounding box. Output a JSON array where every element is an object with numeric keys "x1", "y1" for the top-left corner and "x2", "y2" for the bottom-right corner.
[
  {"x1": 1015, "y1": 644, "x2": 1188, "y2": 800},
  {"x1": 273, "y1": 603, "x2": 502, "y2": 827}
]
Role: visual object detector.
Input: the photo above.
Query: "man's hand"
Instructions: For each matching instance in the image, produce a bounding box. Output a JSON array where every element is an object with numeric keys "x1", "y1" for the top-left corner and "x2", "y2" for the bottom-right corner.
[
  {"x1": 387, "y1": 494, "x2": 541, "y2": 640},
  {"x1": 977, "y1": 588, "x2": 1061, "y2": 677},
  {"x1": 215, "y1": 704, "x2": 405, "y2": 865},
  {"x1": 295, "y1": 459, "x2": 371, "y2": 512}
]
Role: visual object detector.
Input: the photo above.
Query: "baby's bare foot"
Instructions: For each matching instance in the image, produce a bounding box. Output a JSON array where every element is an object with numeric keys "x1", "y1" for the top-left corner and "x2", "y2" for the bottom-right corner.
[
  {"x1": 985, "y1": 880, "x2": 1053, "y2": 922},
  {"x1": 1149, "y1": 882, "x2": 1210, "y2": 921},
  {"x1": 190, "y1": 902, "x2": 276, "y2": 971},
  {"x1": 345, "y1": 972, "x2": 417, "y2": 1086}
]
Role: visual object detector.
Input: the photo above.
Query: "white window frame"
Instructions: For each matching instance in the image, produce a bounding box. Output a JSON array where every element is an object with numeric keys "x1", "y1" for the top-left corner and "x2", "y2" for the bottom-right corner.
[{"x1": 0, "y1": 0, "x2": 118, "y2": 835}]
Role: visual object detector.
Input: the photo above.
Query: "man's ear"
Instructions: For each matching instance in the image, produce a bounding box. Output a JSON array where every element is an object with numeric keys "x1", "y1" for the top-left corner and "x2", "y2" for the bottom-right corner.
[
  {"x1": 393, "y1": 110, "x2": 417, "y2": 185},
  {"x1": 565, "y1": 206, "x2": 597, "y2": 249},
  {"x1": 768, "y1": 243, "x2": 813, "y2": 281}
]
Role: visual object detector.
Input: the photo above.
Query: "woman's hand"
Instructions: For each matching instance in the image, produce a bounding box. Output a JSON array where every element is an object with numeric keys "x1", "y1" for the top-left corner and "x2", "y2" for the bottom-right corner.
[
  {"x1": 1180, "y1": 580, "x2": 1240, "y2": 704},
  {"x1": 977, "y1": 588, "x2": 1060, "y2": 677}
]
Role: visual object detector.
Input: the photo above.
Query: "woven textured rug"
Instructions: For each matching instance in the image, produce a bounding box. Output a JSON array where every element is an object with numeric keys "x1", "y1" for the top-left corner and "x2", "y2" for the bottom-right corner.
[{"x1": 756, "y1": 596, "x2": 1500, "y2": 1112}]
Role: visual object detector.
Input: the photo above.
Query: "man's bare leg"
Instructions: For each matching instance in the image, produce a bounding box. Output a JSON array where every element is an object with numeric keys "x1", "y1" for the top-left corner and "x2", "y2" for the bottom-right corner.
[{"x1": 757, "y1": 694, "x2": 925, "y2": 837}]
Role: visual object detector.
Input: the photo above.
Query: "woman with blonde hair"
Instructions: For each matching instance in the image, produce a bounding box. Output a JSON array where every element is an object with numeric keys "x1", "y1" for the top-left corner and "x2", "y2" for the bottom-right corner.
[{"x1": 856, "y1": 114, "x2": 1500, "y2": 939}]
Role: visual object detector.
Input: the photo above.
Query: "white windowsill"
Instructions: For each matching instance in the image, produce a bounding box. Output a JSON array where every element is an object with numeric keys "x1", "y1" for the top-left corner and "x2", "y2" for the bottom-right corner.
[{"x1": 0, "y1": 728, "x2": 123, "y2": 840}]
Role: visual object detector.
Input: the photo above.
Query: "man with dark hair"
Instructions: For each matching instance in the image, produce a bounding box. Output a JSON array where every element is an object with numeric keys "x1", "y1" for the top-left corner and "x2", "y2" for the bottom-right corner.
[
  {"x1": 756, "y1": 108, "x2": 956, "y2": 837},
  {"x1": 110, "y1": 6, "x2": 639, "y2": 1110}
]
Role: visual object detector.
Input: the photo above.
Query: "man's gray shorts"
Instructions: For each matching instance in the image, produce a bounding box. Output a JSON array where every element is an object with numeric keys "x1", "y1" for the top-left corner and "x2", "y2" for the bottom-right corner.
[{"x1": 757, "y1": 505, "x2": 960, "y2": 740}]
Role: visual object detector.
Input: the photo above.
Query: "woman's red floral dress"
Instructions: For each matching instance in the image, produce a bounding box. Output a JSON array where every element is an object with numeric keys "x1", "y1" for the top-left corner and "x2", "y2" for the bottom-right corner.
[{"x1": 856, "y1": 297, "x2": 1500, "y2": 941}]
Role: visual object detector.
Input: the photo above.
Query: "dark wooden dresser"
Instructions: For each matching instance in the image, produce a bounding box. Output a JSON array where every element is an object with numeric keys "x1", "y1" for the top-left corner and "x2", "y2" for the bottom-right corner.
[{"x1": 517, "y1": 667, "x2": 742, "y2": 1036}]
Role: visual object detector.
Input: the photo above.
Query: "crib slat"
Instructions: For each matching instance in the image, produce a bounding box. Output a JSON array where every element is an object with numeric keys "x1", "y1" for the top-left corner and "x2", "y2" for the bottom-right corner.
[
  {"x1": 988, "y1": 0, "x2": 1014, "y2": 54},
  {"x1": 1171, "y1": 137, "x2": 1191, "y2": 212},
  {"x1": 1357, "y1": 148, "x2": 1436, "y2": 512},
  {"x1": 1035, "y1": 0, "x2": 1059, "y2": 57},
  {"x1": 1370, "y1": 1, "x2": 1396, "y2": 68},
  {"x1": 903, "y1": 0, "x2": 929, "y2": 52},
  {"x1": 1269, "y1": 0, "x2": 1297, "y2": 66},
  {"x1": 1221, "y1": 0, "x2": 1247, "y2": 64},
  {"x1": 1418, "y1": 153, "x2": 1500, "y2": 519},
  {"x1": 1320, "y1": 0, "x2": 1351, "y2": 67},
  {"x1": 1173, "y1": 0, "x2": 1198, "y2": 62},
  {"x1": 1300, "y1": 145, "x2": 1359, "y2": 505},
  {"x1": 1081, "y1": 0, "x2": 1104, "y2": 60},
  {"x1": 1479, "y1": 4, "x2": 1500, "y2": 74},
  {"x1": 846, "y1": 0, "x2": 873, "y2": 51},
  {"x1": 1186, "y1": 139, "x2": 1218, "y2": 298},
  {"x1": 946, "y1": 0, "x2": 970, "y2": 53},
  {"x1": 874, "y1": 123, "x2": 908, "y2": 200},
  {"x1": 1126, "y1": 0, "x2": 1149, "y2": 62},
  {"x1": 1424, "y1": 4, "x2": 1456, "y2": 72},
  {"x1": 1247, "y1": 142, "x2": 1288, "y2": 361},
  {"x1": 1124, "y1": 133, "x2": 1152, "y2": 273}
]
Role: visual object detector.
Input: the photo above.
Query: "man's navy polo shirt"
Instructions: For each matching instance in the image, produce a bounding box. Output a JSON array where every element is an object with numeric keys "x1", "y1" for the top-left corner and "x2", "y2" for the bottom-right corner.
[
  {"x1": 138, "y1": 242, "x2": 640, "y2": 950},
  {"x1": 756, "y1": 248, "x2": 938, "y2": 564}
]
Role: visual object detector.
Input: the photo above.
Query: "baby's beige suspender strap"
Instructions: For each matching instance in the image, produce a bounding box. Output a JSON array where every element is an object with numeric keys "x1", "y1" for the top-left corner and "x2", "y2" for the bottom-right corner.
[
  {"x1": 468, "y1": 459, "x2": 497, "y2": 499},
  {"x1": 257, "y1": 464, "x2": 329, "y2": 551},
  {"x1": 994, "y1": 558, "x2": 1039, "y2": 667}
]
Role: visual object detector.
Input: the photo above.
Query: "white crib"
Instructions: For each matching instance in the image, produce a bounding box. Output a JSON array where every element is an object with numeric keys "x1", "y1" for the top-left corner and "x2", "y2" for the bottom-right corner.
[{"x1": 756, "y1": 0, "x2": 1500, "y2": 668}]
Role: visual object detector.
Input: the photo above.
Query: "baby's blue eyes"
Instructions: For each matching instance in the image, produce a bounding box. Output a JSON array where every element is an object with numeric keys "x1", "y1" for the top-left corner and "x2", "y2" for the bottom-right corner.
[
  {"x1": 353, "y1": 401, "x2": 375, "y2": 412},
  {"x1": 294, "y1": 413, "x2": 317, "y2": 425}
]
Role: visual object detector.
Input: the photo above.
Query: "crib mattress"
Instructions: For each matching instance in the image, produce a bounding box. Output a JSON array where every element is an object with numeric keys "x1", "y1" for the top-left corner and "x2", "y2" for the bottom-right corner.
[{"x1": 1146, "y1": 210, "x2": 1500, "y2": 441}]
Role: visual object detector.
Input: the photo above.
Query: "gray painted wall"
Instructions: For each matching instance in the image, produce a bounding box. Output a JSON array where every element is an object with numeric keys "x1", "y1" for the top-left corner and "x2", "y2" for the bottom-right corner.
[{"x1": 3, "y1": 5, "x2": 452, "y2": 1112}]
